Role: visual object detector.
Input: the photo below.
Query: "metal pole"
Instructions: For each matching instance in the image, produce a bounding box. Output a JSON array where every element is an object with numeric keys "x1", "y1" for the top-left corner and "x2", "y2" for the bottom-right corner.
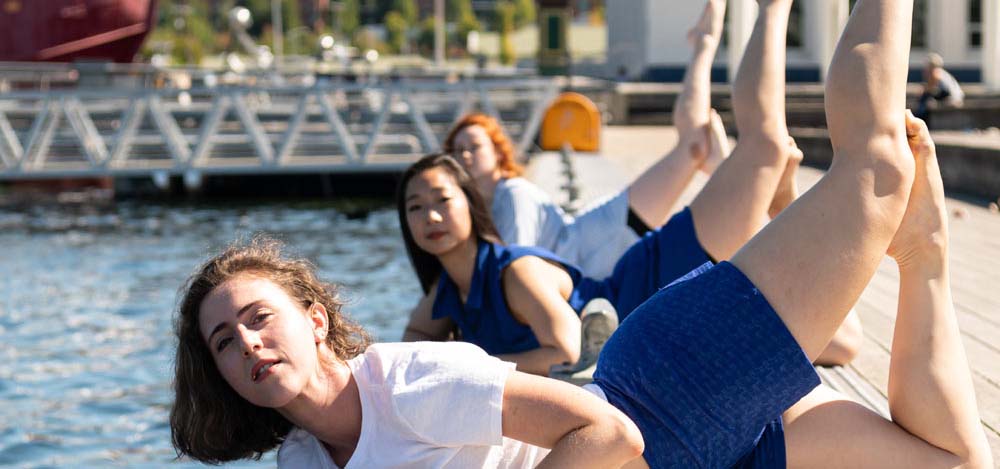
[
  {"x1": 434, "y1": 0, "x2": 445, "y2": 67},
  {"x1": 272, "y1": 0, "x2": 284, "y2": 63}
]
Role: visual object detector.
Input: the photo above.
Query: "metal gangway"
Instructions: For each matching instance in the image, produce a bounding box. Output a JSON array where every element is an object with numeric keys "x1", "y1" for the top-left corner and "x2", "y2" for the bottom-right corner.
[{"x1": 0, "y1": 78, "x2": 559, "y2": 180}]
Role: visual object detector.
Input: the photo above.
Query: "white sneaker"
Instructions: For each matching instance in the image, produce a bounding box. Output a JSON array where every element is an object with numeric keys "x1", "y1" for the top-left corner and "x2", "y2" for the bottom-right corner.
[{"x1": 550, "y1": 298, "x2": 619, "y2": 380}]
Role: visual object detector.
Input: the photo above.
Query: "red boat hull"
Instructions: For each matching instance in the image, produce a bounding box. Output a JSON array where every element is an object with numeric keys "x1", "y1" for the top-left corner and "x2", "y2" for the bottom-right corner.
[{"x1": 0, "y1": 0, "x2": 157, "y2": 63}]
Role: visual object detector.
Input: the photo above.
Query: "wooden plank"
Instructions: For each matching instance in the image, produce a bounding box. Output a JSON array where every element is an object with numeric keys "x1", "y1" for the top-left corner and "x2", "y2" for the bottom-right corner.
[
  {"x1": 816, "y1": 365, "x2": 890, "y2": 418},
  {"x1": 858, "y1": 271, "x2": 1000, "y2": 390},
  {"x1": 854, "y1": 295, "x2": 1000, "y2": 446}
]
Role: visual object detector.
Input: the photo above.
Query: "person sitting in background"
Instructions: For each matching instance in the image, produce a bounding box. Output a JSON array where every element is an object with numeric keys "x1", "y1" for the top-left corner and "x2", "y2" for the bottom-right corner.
[{"x1": 915, "y1": 52, "x2": 965, "y2": 126}]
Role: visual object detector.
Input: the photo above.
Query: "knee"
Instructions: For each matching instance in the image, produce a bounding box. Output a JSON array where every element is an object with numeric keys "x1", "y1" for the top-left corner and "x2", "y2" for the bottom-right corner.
[{"x1": 834, "y1": 132, "x2": 916, "y2": 204}]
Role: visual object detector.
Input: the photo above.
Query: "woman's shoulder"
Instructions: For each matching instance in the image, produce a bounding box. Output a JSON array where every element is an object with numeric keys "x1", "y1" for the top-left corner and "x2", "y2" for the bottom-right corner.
[
  {"x1": 356, "y1": 342, "x2": 500, "y2": 380},
  {"x1": 497, "y1": 245, "x2": 580, "y2": 279},
  {"x1": 495, "y1": 177, "x2": 554, "y2": 204}
]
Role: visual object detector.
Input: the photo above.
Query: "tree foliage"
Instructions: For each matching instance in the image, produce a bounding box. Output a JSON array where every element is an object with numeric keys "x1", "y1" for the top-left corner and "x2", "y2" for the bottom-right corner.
[
  {"x1": 391, "y1": 0, "x2": 419, "y2": 25},
  {"x1": 384, "y1": 11, "x2": 408, "y2": 53},
  {"x1": 495, "y1": 1, "x2": 516, "y2": 65},
  {"x1": 416, "y1": 16, "x2": 436, "y2": 55},
  {"x1": 446, "y1": 0, "x2": 474, "y2": 22},
  {"x1": 447, "y1": 0, "x2": 480, "y2": 49},
  {"x1": 338, "y1": 0, "x2": 361, "y2": 39},
  {"x1": 512, "y1": 0, "x2": 536, "y2": 29}
]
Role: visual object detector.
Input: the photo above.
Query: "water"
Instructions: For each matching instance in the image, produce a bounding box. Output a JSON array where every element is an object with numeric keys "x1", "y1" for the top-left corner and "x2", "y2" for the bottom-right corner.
[{"x1": 0, "y1": 200, "x2": 421, "y2": 468}]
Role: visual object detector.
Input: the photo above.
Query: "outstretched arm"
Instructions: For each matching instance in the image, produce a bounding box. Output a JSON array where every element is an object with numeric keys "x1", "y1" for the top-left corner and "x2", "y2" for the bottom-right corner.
[
  {"x1": 688, "y1": 0, "x2": 794, "y2": 261},
  {"x1": 498, "y1": 257, "x2": 582, "y2": 376},
  {"x1": 502, "y1": 371, "x2": 645, "y2": 468}
]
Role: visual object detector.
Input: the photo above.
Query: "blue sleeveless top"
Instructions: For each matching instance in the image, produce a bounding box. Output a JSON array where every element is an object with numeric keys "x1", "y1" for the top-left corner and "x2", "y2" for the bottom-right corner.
[
  {"x1": 431, "y1": 208, "x2": 712, "y2": 357},
  {"x1": 431, "y1": 240, "x2": 591, "y2": 356}
]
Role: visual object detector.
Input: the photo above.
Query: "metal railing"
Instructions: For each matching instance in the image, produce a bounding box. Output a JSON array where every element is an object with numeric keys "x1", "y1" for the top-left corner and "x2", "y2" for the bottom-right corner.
[{"x1": 0, "y1": 78, "x2": 559, "y2": 180}]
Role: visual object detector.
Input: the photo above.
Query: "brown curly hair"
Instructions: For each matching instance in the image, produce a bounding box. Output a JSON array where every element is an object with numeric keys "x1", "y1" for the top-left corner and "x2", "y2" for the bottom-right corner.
[
  {"x1": 170, "y1": 236, "x2": 372, "y2": 464},
  {"x1": 443, "y1": 113, "x2": 525, "y2": 178}
]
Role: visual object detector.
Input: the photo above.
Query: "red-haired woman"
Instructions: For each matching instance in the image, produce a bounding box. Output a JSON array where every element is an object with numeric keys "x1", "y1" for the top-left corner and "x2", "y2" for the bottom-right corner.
[{"x1": 443, "y1": 1, "x2": 731, "y2": 279}]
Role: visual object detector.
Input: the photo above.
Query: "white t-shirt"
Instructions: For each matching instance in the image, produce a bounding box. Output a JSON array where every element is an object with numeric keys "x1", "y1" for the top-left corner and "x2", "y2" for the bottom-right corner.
[
  {"x1": 492, "y1": 177, "x2": 639, "y2": 279},
  {"x1": 277, "y1": 342, "x2": 549, "y2": 468}
]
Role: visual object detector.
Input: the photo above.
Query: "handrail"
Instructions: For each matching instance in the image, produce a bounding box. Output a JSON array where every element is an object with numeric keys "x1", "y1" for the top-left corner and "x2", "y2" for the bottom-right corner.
[{"x1": 0, "y1": 79, "x2": 559, "y2": 180}]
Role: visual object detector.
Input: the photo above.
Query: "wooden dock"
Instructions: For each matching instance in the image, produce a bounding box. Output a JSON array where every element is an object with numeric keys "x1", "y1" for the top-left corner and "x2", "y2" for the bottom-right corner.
[{"x1": 527, "y1": 125, "x2": 1000, "y2": 460}]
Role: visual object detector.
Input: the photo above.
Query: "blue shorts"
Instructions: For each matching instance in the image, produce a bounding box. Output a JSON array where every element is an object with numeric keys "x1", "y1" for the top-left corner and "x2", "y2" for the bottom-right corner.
[
  {"x1": 576, "y1": 207, "x2": 712, "y2": 321},
  {"x1": 593, "y1": 262, "x2": 820, "y2": 468}
]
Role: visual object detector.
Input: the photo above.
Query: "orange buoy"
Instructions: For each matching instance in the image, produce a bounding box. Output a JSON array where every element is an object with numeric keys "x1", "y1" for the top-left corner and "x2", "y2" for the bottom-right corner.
[{"x1": 540, "y1": 92, "x2": 601, "y2": 152}]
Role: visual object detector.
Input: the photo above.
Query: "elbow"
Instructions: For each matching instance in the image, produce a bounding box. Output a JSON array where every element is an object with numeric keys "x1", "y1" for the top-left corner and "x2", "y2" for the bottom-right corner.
[
  {"x1": 556, "y1": 343, "x2": 580, "y2": 369},
  {"x1": 605, "y1": 410, "x2": 645, "y2": 462},
  {"x1": 624, "y1": 419, "x2": 646, "y2": 461},
  {"x1": 547, "y1": 334, "x2": 581, "y2": 369}
]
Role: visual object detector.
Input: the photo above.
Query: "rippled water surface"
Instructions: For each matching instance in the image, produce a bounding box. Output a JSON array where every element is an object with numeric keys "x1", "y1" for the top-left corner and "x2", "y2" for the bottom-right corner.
[{"x1": 0, "y1": 201, "x2": 420, "y2": 468}]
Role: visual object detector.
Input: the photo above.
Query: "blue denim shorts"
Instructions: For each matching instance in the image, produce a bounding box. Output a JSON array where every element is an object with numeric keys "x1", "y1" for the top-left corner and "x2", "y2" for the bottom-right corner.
[
  {"x1": 593, "y1": 261, "x2": 820, "y2": 468},
  {"x1": 577, "y1": 207, "x2": 712, "y2": 323}
]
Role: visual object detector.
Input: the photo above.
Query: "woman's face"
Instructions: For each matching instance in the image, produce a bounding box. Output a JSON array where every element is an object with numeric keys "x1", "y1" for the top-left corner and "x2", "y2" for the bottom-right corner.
[
  {"x1": 199, "y1": 275, "x2": 326, "y2": 409},
  {"x1": 404, "y1": 167, "x2": 474, "y2": 256},
  {"x1": 451, "y1": 125, "x2": 501, "y2": 181}
]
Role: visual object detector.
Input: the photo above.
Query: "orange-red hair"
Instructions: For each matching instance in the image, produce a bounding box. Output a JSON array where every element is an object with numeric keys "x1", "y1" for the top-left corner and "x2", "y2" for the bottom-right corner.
[{"x1": 443, "y1": 113, "x2": 525, "y2": 178}]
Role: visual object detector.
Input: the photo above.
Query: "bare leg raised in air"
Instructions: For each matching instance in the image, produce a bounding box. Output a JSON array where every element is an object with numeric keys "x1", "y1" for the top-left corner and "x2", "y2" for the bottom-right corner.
[{"x1": 725, "y1": 0, "x2": 990, "y2": 465}]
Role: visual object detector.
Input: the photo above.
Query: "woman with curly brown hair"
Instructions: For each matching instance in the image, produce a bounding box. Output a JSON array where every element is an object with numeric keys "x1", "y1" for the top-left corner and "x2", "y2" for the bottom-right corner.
[{"x1": 170, "y1": 2, "x2": 989, "y2": 467}]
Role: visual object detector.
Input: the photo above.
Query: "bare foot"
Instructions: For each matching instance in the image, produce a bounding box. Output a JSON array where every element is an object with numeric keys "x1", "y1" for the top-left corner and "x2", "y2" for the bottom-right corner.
[
  {"x1": 687, "y1": 0, "x2": 727, "y2": 48},
  {"x1": 887, "y1": 111, "x2": 949, "y2": 269},
  {"x1": 768, "y1": 135, "x2": 803, "y2": 218},
  {"x1": 700, "y1": 108, "x2": 730, "y2": 175}
]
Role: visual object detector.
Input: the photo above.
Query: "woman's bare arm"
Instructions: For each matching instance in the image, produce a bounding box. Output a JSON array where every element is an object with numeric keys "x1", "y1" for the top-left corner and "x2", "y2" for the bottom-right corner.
[
  {"x1": 498, "y1": 256, "x2": 582, "y2": 376},
  {"x1": 502, "y1": 370, "x2": 645, "y2": 468},
  {"x1": 401, "y1": 282, "x2": 453, "y2": 342}
]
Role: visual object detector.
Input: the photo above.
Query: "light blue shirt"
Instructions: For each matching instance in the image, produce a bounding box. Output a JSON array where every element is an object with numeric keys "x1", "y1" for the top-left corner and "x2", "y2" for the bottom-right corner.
[{"x1": 491, "y1": 177, "x2": 639, "y2": 278}]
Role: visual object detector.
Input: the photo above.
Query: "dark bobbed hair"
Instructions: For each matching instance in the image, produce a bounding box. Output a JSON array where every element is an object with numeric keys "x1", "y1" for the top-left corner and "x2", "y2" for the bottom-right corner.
[
  {"x1": 170, "y1": 236, "x2": 372, "y2": 464},
  {"x1": 396, "y1": 153, "x2": 503, "y2": 293}
]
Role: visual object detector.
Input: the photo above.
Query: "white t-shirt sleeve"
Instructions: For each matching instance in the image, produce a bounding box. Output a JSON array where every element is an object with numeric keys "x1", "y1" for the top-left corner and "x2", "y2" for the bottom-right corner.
[{"x1": 378, "y1": 342, "x2": 515, "y2": 447}]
